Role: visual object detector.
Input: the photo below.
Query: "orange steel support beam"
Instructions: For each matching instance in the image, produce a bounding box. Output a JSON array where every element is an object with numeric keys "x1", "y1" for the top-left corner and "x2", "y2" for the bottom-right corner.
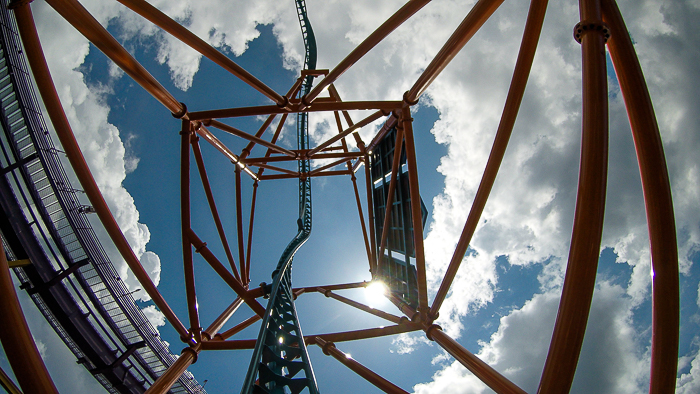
[
  {"x1": 350, "y1": 164, "x2": 373, "y2": 271},
  {"x1": 181, "y1": 121, "x2": 201, "y2": 343},
  {"x1": 406, "y1": 0, "x2": 504, "y2": 103},
  {"x1": 187, "y1": 230, "x2": 266, "y2": 316},
  {"x1": 364, "y1": 153, "x2": 379, "y2": 274},
  {"x1": 217, "y1": 315, "x2": 261, "y2": 340},
  {"x1": 303, "y1": 0, "x2": 431, "y2": 105},
  {"x1": 200, "y1": 339, "x2": 257, "y2": 351},
  {"x1": 400, "y1": 108, "x2": 429, "y2": 322},
  {"x1": 308, "y1": 157, "x2": 352, "y2": 176},
  {"x1": 188, "y1": 101, "x2": 398, "y2": 121},
  {"x1": 427, "y1": 326, "x2": 526, "y2": 394},
  {"x1": 245, "y1": 181, "x2": 258, "y2": 278},
  {"x1": 144, "y1": 347, "x2": 198, "y2": 394},
  {"x1": 602, "y1": 0, "x2": 679, "y2": 391},
  {"x1": 306, "y1": 324, "x2": 420, "y2": 345},
  {"x1": 191, "y1": 137, "x2": 242, "y2": 282},
  {"x1": 207, "y1": 120, "x2": 296, "y2": 158},
  {"x1": 115, "y1": 0, "x2": 287, "y2": 107},
  {"x1": 0, "y1": 365, "x2": 21, "y2": 394},
  {"x1": 243, "y1": 151, "x2": 364, "y2": 164},
  {"x1": 247, "y1": 162, "x2": 299, "y2": 176},
  {"x1": 538, "y1": 0, "x2": 609, "y2": 391},
  {"x1": 248, "y1": 281, "x2": 370, "y2": 299},
  {"x1": 377, "y1": 125, "x2": 406, "y2": 262},
  {"x1": 368, "y1": 115, "x2": 400, "y2": 153},
  {"x1": 314, "y1": 337, "x2": 410, "y2": 394},
  {"x1": 430, "y1": 0, "x2": 549, "y2": 317},
  {"x1": 240, "y1": 114, "x2": 278, "y2": 160},
  {"x1": 195, "y1": 126, "x2": 258, "y2": 180},
  {"x1": 318, "y1": 287, "x2": 403, "y2": 324},
  {"x1": 203, "y1": 298, "x2": 243, "y2": 340},
  {"x1": 308, "y1": 110, "x2": 385, "y2": 156},
  {"x1": 328, "y1": 84, "x2": 366, "y2": 147},
  {"x1": 13, "y1": 3, "x2": 188, "y2": 338},
  {"x1": 234, "y1": 167, "x2": 247, "y2": 283},
  {"x1": 46, "y1": 0, "x2": 183, "y2": 115},
  {"x1": 0, "y1": 242, "x2": 59, "y2": 394},
  {"x1": 330, "y1": 106, "x2": 372, "y2": 267},
  {"x1": 258, "y1": 170, "x2": 351, "y2": 181}
]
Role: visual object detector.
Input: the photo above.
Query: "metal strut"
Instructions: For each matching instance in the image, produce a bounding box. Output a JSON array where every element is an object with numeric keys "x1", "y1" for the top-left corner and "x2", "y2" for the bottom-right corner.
[{"x1": 241, "y1": 1, "x2": 318, "y2": 393}]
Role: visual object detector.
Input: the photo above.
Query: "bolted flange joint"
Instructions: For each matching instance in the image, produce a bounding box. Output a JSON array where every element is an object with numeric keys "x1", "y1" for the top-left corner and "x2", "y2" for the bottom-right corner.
[
  {"x1": 171, "y1": 102, "x2": 188, "y2": 119},
  {"x1": 573, "y1": 20, "x2": 610, "y2": 44},
  {"x1": 321, "y1": 341, "x2": 336, "y2": 356},
  {"x1": 403, "y1": 91, "x2": 419, "y2": 107},
  {"x1": 425, "y1": 324, "x2": 443, "y2": 341},
  {"x1": 181, "y1": 346, "x2": 199, "y2": 364}
]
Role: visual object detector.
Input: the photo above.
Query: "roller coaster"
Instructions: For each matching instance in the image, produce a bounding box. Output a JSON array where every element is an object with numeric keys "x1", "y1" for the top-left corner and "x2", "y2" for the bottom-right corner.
[{"x1": 0, "y1": 0, "x2": 680, "y2": 393}]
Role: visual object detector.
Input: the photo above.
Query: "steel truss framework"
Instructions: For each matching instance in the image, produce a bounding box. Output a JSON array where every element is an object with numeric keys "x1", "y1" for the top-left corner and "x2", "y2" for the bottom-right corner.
[{"x1": 0, "y1": 0, "x2": 679, "y2": 393}]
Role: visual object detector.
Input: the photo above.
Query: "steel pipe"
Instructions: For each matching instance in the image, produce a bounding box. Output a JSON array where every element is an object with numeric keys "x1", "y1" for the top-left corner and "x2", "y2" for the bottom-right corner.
[
  {"x1": 187, "y1": 230, "x2": 266, "y2": 316},
  {"x1": 0, "y1": 241, "x2": 59, "y2": 394},
  {"x1": 115, "y1": 0, "x2": 287, "y2": 106},
  {"x1": 602, "y1": 0, "x2": 679, "y2": 391},
  {"x1": 188, "y1": 101, "x2": 398, "y2": 121},
  {"x1": 308, "y1": 110, "x2": 385, "y2": 156},
  {"x1": 314, "y1": 337, "x2": 409, "y2": 394},
  {"x1": 144, "y1": 347, "x2": 198, "y2": 394},
  {"x1": 46, "y1": 0, "x2": 183, "y2": 115},
  {"x1": 208, "y1": 120, "x2": 296, "y2": 158},
  {"x1": 430, "y1": 0, "x2": 549, "y2": 317},
  {"x1": 400, "y1": 108, "x2": 429, "y2": 321},
  {"x1": 203, "y1": 298, "x2": 243, "y2": 340},
  {"x1": 538, "y1": 0, "x2": 609, "y2": 390},
  {"x1": 318, "y1": 287, "x2": 403, "y2": 324},
  {"x1": 181, "y1": 120, "x2": 201, "y2": 342},
  {"x1": 406, "y1": 0, "x2": 504, "y2": 103},
  {"x1": 191, "y1": 137, "x2": 242, "y2": 282},
  {"x1": 428, "y1": 327, "x2": 526, "y2": 394},
  {"x1": 303, "y1": 0, "x2": 431, "y2": 105}
]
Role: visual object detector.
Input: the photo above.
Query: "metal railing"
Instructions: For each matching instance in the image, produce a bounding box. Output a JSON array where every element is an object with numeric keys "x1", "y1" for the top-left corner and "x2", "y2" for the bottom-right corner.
[{"x1": 0, "y1": 2, "x2": 204, "y2": 393}]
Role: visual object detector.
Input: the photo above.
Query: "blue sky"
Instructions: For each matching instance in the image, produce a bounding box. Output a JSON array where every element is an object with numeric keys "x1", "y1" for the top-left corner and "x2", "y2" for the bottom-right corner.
[{"x1": 2, "y1": 0, "x2": 700, "y2": 393}]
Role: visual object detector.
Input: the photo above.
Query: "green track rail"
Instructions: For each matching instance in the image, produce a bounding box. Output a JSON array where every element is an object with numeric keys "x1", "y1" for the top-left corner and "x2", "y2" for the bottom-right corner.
[{"x1": 241, "y1": 1, "x2": 318, "y2": 393}]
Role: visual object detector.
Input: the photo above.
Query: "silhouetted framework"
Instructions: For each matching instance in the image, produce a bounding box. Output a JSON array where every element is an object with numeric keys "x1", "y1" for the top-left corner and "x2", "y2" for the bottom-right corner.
[{"x1": 0, "y1": 0, "x2": 679, "y2": 393}]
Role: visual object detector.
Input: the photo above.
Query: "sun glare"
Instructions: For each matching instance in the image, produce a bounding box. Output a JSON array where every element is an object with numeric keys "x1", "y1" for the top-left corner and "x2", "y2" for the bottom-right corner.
[{"x1": 365, "y1": 281, "x2": 388, "y2": 307}]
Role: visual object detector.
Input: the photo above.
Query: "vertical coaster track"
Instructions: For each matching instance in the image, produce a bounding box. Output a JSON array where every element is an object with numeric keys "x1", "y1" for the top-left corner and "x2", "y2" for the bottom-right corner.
[{"x1": 241, "y1": 2, "x2": 318, "y2": 393}]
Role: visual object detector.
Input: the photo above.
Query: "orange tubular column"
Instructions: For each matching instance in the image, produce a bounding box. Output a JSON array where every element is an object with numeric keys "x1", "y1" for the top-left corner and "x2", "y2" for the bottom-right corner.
[
  {"x1": 12, "y1": 2, "x2": 188, "y2": 337},
  {"x1": 181, "y1": 120, "x2": 200, "y2": 342},
  {"x1": 602, "y1": 0, "x2": 679, "y2": 391},
  {"x1": 400, "y1": 108, "x2": 429, "y2": 322},
  {"x1": 377, "y1": 125, "x2": 405, "y2": 261},
  {"x1": 364, "y1": 153, "x2": 378, "y2": 274},
  {"x1": 0, "y1": 242, "x2": 59, "y2": 394},
  {"x1": 191, "y1": 137, "x2": 242, "y2": 283},
  {"x1": 538, "y1": 0, "x2": 609, "y2": 391},
  {"x1": 314, "y1": 337, "x2": 410, "y2": 394}
]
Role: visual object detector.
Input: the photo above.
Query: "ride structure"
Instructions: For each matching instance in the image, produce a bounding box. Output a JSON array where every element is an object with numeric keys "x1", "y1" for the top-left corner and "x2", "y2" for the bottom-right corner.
[{"x1": 0, "y1": 0, "x2": 679, "y2": 394}]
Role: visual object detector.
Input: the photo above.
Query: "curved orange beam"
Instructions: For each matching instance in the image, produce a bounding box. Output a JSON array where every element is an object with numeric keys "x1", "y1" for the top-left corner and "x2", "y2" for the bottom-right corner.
[
  {"x1": 538, "y1": 0, "x2": 609, "y2": 391},
  {"x1": 13, "y1": 2, "x2": 188, "y2": 338},
  {"x1": 602, "y1": 0, "x2": 679, "y2": 391}
]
